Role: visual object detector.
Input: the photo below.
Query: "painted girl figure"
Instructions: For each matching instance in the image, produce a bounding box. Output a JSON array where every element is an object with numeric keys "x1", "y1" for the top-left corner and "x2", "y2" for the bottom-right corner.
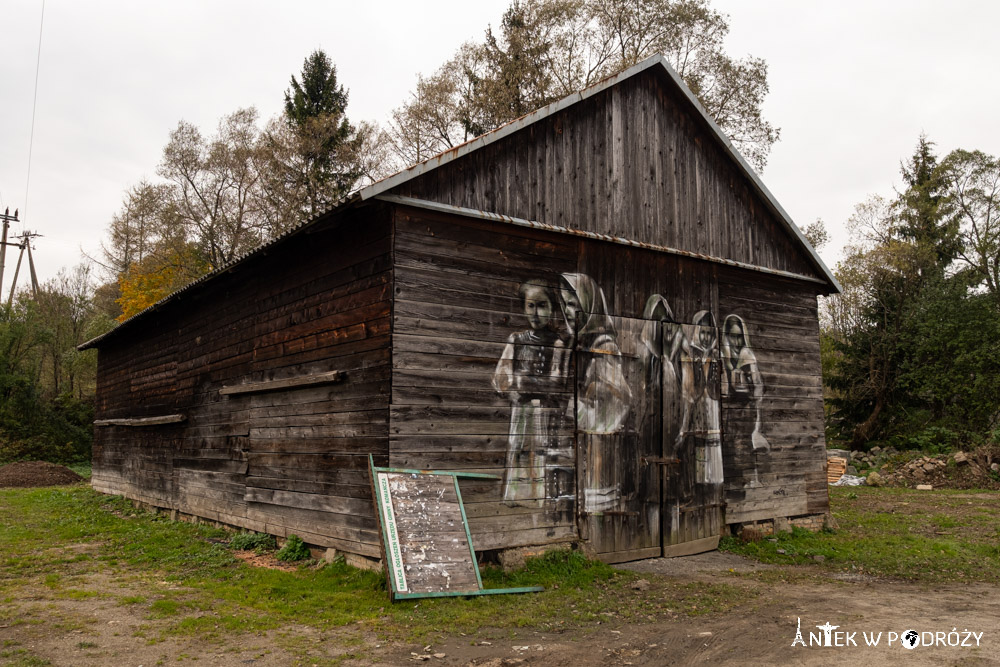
[
  {"x1": 493, "y1": 280, "x2": 567, "y2": 505},
  {"x1": 721, "y1": 314, "x2": 769, "y2": 453},
  {"x1": 639, "y1": 294, "x2": 685, "y2": 428},
  {"x1": 677, "y1": 310, "x2": 723, "y2": 486},
  {"x1": 559, "y1": 273, "x2": 631, "y2": 511}
]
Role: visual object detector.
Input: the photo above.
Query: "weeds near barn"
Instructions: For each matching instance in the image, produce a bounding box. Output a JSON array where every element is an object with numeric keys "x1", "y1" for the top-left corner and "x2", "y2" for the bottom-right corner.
[
  {"x1": 275, "y1": 534, "x2": 310, "y2": 562},
  {"x1": 227, "y1": 531, "x2": 276, "y2": 553}
]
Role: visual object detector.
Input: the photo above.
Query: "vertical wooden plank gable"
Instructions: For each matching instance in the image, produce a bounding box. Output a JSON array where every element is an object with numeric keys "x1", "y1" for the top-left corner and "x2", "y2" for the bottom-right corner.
[{"x1": 390, "y1": 70, "x2": 822, "y2": 283}]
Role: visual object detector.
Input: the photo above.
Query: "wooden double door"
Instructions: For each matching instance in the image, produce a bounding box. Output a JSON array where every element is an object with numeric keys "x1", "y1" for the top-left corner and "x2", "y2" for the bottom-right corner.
[{"x1": 577, "y1": 316, "x2": 725, "y2": 563}]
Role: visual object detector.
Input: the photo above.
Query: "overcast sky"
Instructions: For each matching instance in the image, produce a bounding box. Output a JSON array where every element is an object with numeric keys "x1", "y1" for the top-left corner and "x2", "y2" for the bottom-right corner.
[{"x1": 1, "y1": 0, "x2": 998, "y2": 292}]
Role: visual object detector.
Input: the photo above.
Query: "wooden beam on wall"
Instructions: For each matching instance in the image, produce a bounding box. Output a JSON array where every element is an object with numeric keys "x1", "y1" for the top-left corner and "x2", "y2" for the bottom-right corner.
[
  {"x1": 219, "y1": 371, "x2": 344, "y2": 396},
  {"x1": 94, "y1": 414, "x2": 186, "y2": 427}
]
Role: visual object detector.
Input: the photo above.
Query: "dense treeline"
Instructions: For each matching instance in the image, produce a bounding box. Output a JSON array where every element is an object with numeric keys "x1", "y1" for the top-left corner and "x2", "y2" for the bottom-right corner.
[
  {"x1": 823, "y1": 137, "x2": 1000, "y2": 452},
  {"x1": 0, "y1": 265, "x2": 112, "y2": 464}
]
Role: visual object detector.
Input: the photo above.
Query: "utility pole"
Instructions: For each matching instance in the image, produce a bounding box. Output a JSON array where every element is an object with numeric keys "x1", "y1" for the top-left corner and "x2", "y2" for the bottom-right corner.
[
  {"x1": 0, "y1": 207, "x2": 19, "y2": 295},
  {"x1": 6, "y1": 231, "x2": 42, "y2": 306}
]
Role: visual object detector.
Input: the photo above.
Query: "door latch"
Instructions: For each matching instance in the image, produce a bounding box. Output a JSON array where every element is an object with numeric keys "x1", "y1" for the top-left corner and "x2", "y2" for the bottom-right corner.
[{"x1": 641, "y1": 456, "x2": 680, "y2": 466}]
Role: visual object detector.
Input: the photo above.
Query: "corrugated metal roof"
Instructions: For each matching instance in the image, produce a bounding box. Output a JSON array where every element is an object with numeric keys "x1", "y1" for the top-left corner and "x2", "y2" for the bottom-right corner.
[{"x1": 79, "y1": 53, "x2": 838, "y2": 351}]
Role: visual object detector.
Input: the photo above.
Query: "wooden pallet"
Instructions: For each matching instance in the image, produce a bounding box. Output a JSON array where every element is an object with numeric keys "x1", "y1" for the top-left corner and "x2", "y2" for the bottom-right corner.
[{"x1": 827, "y1": 457, "x2": 847, "y2": 483}]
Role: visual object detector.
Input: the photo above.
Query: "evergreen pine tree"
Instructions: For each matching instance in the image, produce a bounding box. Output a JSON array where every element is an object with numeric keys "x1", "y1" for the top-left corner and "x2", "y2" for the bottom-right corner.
[{"x1": 282, "y1": 50, "x2": 362, "y2": 213}]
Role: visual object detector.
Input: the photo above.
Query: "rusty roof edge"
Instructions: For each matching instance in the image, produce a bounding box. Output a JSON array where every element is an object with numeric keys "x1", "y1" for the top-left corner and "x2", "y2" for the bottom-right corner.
[
  {"x1": 361, "y1": 54, "x2": 841, "y2": 294},
  {"x1": 378, "y1": 194, "x2": 829, "y2": 287},
  {"x1": 77, "y1": 193, "x2": 363, "y2": 351}
]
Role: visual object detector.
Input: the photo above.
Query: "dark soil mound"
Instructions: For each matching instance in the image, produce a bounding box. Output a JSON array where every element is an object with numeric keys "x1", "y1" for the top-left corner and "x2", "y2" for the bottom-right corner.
[{"x1": 0, "y1": 461, "x2": 84, "y2": 488}]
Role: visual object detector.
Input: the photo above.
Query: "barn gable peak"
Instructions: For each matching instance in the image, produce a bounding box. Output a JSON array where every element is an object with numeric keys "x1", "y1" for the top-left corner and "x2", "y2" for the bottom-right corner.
[{"x1": 363, "y1": 54, "x2": 840, "y2": 294}]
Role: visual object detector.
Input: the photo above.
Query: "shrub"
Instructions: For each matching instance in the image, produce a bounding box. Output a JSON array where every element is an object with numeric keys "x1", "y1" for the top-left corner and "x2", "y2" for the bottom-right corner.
[
  {"x1": 276, "y1": 534, "x2": 311, "y2": 562},
  {"x1": 229, "y1": 532, "x2": 277, "y2": 552}
]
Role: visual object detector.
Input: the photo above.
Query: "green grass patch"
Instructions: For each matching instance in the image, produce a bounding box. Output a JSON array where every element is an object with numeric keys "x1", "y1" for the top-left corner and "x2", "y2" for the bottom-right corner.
[
  {"x1": 0, "y1": 648, "x2": 53, "y2": 666},
  {"x1": 721, "y1": 486, "x2": 1000, "y2": 582},
  {"x1": 66, "y1": 462, "x2": 92, "y2": 479},
  {"x1": 931, "y1": 513, "x2": 960, "y2": 529},
  {"x1": 149, "y1": 599, "x2": 183, "y2": 617},
  {"x1": 0, "y1": 486, "x2": 713, "y2": 643},
  {"x1": 119, "y1": 595, "x2": 147, "y2": 605},
  {"x1": 53, "y1": 588, "x2": 101, "y2": 600}
]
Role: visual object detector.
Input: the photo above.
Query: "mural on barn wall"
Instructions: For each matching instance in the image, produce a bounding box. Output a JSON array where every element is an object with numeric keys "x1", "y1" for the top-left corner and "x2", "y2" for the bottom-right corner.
[
  {"x1": 676, "y1": 312, "x2": 721, "y2": 486},
  {"x1": 493, "y1": 274, "x2": 771, "y2": 511},
  {"x1": 491, "y1": 280, "x2": 570, "y2": 506},
  {"x1": 559, "y1": 273, "x2": 632, "y2": 512},
  {"x1": 721, "y1": 313, "x2": 770, "y2": 487}
]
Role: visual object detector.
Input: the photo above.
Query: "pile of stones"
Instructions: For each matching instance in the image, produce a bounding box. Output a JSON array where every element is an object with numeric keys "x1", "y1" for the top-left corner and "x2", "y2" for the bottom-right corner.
[{"x1": 828, "y1": 447, "x2": 1000, "y2": 489}]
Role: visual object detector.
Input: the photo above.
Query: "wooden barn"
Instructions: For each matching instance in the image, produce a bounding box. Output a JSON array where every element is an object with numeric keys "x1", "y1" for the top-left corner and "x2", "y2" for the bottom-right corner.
[{"x1": 81, "y1": 55, "x2": 840, "y2": 565}]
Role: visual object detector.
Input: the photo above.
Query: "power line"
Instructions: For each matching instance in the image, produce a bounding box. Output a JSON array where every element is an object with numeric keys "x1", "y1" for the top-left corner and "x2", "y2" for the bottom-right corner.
[{"x1": 22, "y1": 0, "x2": 46, "y2": 234}]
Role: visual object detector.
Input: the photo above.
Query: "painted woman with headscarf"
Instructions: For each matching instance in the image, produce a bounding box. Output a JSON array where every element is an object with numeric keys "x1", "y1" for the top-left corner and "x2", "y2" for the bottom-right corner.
[
  {"x1": 559, "y1": 273, "x2": 631, "y2": 510},
  {"x1": 677, "y1": 310, "x2": 723, "y2": 486},
  {"x1": 493, "y1": 279, "x2": 567, "y2": 505},
  {"x1": 639, "y1": 294, "x2": 684, "y2": 449},
  {"x1": 722, "y1": 314, "x2": 769, "y2": 452}
]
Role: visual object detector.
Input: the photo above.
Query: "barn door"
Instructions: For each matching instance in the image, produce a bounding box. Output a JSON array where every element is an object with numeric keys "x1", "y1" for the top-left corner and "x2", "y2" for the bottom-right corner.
[
  {"x1": 577, "y1": 316, "x2": 661, "y2": 563},
  {"x1": 661, "y1": 321, "x2": 725, "y2": 556}
]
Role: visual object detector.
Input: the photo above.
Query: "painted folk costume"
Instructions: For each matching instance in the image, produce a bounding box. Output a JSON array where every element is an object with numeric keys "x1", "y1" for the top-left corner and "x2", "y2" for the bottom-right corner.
[
  {"x1": 493, "y1": 282, "x2": 567, "y2": 505},
  {"x1": 560, "y1": 273, "x2": 631, "y2": 510},
  {"x1": 677, "y1": 310, "x2": 723, "y2": 486},
  {"x1": 721, "y1": 314, "x2": 769, "y2": 452}
]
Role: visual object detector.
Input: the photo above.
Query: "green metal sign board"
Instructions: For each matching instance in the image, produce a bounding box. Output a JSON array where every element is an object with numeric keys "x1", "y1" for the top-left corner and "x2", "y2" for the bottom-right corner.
[{"x1": 368, "y1": 456, "x2": 544, "y2": 601}]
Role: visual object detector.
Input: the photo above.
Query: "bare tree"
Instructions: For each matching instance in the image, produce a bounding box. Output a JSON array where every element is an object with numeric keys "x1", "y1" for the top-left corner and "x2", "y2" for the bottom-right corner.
[
  {"x1": 97, "y1": 180, "x2": 183, "y2": 279},
  {"x1": 939, "y1": 149, "x2": 1000, "y2": 307},
  {"x1": 158, "y1": 108, "x2": 266, "y2": 269},
  {"x1": 387, "y1": 0, "x2": 779, "y2": 170}
]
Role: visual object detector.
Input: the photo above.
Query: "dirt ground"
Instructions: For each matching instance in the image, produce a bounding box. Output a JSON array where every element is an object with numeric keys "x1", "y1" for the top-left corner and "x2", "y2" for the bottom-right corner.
[
  {"x1": 388, "y1": 554, "x2": 1000, "y2": 667},
  {"x1": 5, "y1": 551, "x2": 998, "y2": 666},
  {"x1": 0, "y1": 461, "x2": 82, "y2": 488}
]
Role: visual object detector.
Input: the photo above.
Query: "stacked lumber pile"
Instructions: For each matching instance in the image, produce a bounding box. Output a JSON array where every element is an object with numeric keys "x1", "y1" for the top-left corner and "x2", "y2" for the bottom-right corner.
[{"x1": 826, "y1": 457, "x2": 847, "y2": 484}]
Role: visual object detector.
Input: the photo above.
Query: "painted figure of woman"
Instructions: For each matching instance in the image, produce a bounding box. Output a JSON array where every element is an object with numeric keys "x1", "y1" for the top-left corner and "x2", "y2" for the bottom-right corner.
[
  {"x1": 721, "y1": 314, "x2": 769, "y2": 452},
  {"x1": 640, "y1": 295, "x2": 684, "y2": 402},
  {"x1": 493, "y1": 280, "x2": 566, "y2": 505},
  {"x1": 677, "y1": 310, "x2": 723, "y2": 486},
  {"x1": 639, "y1": 294, "x2": 685, "y2": 451},
  {"x1": 559, "y1": 274, "x2": 632, "y2": 433},
  {"x1": 559, "y1": 273, "x2": 631, "y2": 510}
]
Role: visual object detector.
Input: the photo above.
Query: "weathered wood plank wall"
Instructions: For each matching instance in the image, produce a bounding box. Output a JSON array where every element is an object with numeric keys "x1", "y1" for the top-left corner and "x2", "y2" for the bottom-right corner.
[
  {"x1": 717, "y1": 268, "x2": 826, "y2": 525},
  {"x1": 389, "y1": 205, "x2": 828, "y2": 554},
  {"x1": 391, "y1": 70, "x2": 821, "y2": 283},
  {"x1": 93, "y1": 315, "x2": 181, "y2": 509},
  {"x1": 92, "y1": 207, "x2": 393, "y2": 557}
]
